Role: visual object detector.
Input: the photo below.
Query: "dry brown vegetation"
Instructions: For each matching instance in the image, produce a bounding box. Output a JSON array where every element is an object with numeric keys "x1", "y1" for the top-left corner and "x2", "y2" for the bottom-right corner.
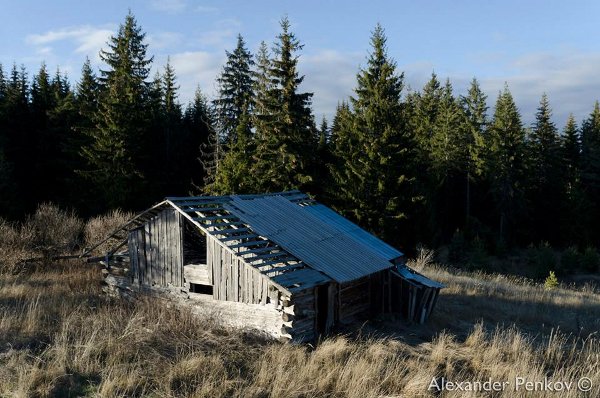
[{"x1": 0, "y1": 205, "x2": 599, "y2": 397}]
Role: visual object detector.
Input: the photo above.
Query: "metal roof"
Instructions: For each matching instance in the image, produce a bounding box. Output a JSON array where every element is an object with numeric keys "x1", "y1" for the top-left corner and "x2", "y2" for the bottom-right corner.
[
  {"x1": 303, "y1": 204, "x2": 403, "y2": 261},
  {"x1": 224, "y1": 195, "x2": 397, "y2": 283},
  {"x1": 90, "y1": 190, "x2": 439, "y2": 292},
  {"x1": 394, "y1": 266, "x2": 445, "y2": 289}
]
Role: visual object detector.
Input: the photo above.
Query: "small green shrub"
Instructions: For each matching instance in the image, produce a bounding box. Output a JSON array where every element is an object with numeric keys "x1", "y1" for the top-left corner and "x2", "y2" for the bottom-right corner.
[
  {"x1": 580, "y1": 247, "x2": 600, "y2": 272},
  {"x1": 544, "y1": 271, "x2": 559, "y2": 290}
]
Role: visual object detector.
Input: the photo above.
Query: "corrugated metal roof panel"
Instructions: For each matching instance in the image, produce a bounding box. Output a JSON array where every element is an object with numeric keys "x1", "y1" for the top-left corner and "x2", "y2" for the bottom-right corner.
[
  {"x1": 395, "y1": 266, "x2": 445, "y2": 288},
  {"x1": 302, "y1": 204, "x2": 403, "y2": 261},
  {"x1": 224, "y1": 196, "x2": 395, "y2": 283}
]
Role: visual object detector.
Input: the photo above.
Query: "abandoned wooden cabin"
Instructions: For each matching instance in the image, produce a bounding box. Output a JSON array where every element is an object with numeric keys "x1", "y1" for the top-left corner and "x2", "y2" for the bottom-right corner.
[{"x1": 91, "y1": 191, "x2": 443, "y2": 342}]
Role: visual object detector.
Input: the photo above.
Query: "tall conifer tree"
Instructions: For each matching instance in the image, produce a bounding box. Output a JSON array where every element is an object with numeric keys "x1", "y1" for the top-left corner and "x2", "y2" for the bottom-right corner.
[
  {"x1": 81, "y1": 12, "x2": 153, "y2": 209},
  {"x1": 331, "y1": 24, "x2": 417, "y2": 242},
  {"x1": 251, "y1": 17, "x2": 316, "y2": 192},
  {"x1": 527, "y1": 94, "x2": 563, "y2": 242},
  {"x1": 460, "y1": 78, "x2": 488, "y2": 225},
  {"x1": 487, "y1": 85, "x2": 527, "y2": 243},
  {"x1": 214, "y1": 34, "x2": 254, "y2": 145}
]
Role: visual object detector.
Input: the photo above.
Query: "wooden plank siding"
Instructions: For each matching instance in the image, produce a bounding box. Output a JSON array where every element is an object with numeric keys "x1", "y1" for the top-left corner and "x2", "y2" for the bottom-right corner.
[
  {"x1": 128, "y1": 208, "x2": 184, "y2": 288},
  {"x1": 203, "y1": 233, "x2": 281, "y2": 306}
]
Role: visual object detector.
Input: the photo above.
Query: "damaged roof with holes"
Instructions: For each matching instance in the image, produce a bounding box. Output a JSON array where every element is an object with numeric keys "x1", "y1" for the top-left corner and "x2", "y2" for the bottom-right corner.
[{"x1": 87, "y1": 190, "x2": 406, "y2": 294}]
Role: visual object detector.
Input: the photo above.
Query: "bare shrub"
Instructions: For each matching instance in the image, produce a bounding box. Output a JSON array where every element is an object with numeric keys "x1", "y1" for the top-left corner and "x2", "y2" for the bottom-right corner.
[
  {"x1": 0, "y1": 218, "x2": 31, "y2": 273},
  {"x1": 25, "y1": 203, "x2": 83, "y2": 259},
  {"x1": 407, "y1": 245, "x2": 435, "y2": 271},
  {"x1": 0, "y1": 217, "x2": 51, "y2": 273},
  {"x1": 84, "y1": 209, "x2": 132, "y2": 255}
]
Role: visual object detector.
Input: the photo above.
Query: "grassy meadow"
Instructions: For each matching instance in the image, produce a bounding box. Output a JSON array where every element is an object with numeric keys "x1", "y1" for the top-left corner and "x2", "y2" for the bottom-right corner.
[{"x1": 0, "y1": 206, "x2": 599, "y2": 397}]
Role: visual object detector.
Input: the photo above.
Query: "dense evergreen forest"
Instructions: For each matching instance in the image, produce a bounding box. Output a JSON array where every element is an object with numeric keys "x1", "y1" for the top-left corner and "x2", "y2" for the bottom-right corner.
[{"x1": 1, "y1": 13, "x2": 599, "y2": 271}]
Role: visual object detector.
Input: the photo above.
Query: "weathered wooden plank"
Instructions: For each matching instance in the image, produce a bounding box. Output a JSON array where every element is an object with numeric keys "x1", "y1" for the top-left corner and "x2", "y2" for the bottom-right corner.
[
  {"x1": 240, "y1": 260, "x2": 245, "y2": 303},
  {"x1": 179, "y1": 211, "x2": 184, "y2": 286},
  {"x1": 220, "y1": 233, "x2": 258, "y2": 242},
  {"x1": 255, "y1": 259, "x2": 291, "y2": 268},
  {"x1": 158, "y1": 214, "x2": 164, "y2": 286},
  {"x1": 235, "y1": 258, "x2": 240, "y2": 302},
  {"x1": 154, "y1": 216, "x2": 160, "y2": 285},
  {"x1": 184, "y1": 264, "x2": 209, "y2": 285},
  {"x1": 262, "y1": 277, "x2": 268, "y2": 305},
  {"x1": 127, "y1": 231, "x2": 135, "y2": 283},
  {"x1": 210, "y1": 227, "x2": 251, "y2": 236},
  {"x1": 228, "y1": 240, "x2": 268, "y2": 249},
  {"x1": 185, "y1": 206, "x2": 224, "y2": 212},
  {"x1": 247, "y1": 252, "x2": 288, "y2": 263},
  {"x1": 150, "y1": 216, "x2": 156, "y2": 285},
  {"x1": 160, "y1": 210, "x2": 166, "y2": 286},
  {"x1": 137, "y1": 229, "x2": 144, "y2": 283},
  {"x1": 206, "y1": 221, "x2": 245, "y2": 228},
  {"x1": 236, "y1": 246, "x2": 275, "y2": 256},
  {"x1": 142, "y1": 222, "x2": 150, "y2": 285},
  {"x1": 194, "y1": 215, "x2": 237, "y2": 221},
  {"x1": 224, "y1": 250, "x2": 230, "y2": 300},
  {"x1": 262, "y1": 263, "x2": 304, "y2": 276}
]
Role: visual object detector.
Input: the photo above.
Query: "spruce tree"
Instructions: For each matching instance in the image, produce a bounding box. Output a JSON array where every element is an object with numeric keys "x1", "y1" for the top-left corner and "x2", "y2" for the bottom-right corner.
[
  {"x1": 527, "y1": 94, "x2": 563, "y2": 243},
  {"x1": 48, "y1": 69, "x2": 78, "y2": 205},
  {"x1": 581, "y1": 102, "x2": 600, "y2": 194},
  {"x1": 214, "y1": 34, "x2": 254, "y2": 145},
  {"x1": 2, "y1": 65, "x2": 29, "y2": 215},
  {"x1": 486, "y1": 85, "x2": 527, "y2": 243},
  {"x1": 459, "y1": 78, "x2": 487, "y2": 226},
  {"x1": 161, "y1": 60, "x2": 183, "y2": 190},
  {"x1": 331, "y1": 24, "x2": 417, "y2": 242},
  {"x1": 0, "y1": 64, "x2": 16, "y2": 214},
  {"x1": 75, "y1": 58, "x2": 99, "y2": 133},
  {"x1": 211, "y1": 110, "x2": 254, "y2": 194},
  {"x1": 561, "y1": 114, "x2": 590, "y2": 244},
  {"x1": 563, "y1": 114, "x2": 580, "y2": 189},
  {"x1": 251, "y1": 17, "x2": 316, "y2": 192},
  {"x1": 580, "y1": 102, "x2": 600, "y2": 238},
  {"x1": 251, "y1": 41, "x2": 272, "y2": 142},
  {"x1": 411, "y1": 73, "x2": 442, "y2": 154},
  {"x1": 81, "y1": 12, "x2": 153, "y2": 209},
  {"x1": 189, "y1": 88, "x2": 219, "y2": 192},
  {"x1": 427, "y1": 79, "x2": 466, "y2": 239}
]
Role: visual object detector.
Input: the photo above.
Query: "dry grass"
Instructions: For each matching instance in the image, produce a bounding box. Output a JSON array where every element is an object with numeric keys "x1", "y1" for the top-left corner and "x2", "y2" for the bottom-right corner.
[{"x1": 0, "y1": 216, "x2": 599, "y2": 397}]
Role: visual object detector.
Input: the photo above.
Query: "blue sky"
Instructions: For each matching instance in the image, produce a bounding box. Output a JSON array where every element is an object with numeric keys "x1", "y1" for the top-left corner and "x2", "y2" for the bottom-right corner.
[{"x1": 2, "y1": 0, "x2": 600, "y2": 126}]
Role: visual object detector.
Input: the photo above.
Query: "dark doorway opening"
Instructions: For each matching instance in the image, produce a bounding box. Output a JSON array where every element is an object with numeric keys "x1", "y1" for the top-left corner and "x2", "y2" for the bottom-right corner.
[
  {"x1": 190, "y1": 283, "x2": 213, "y2": 295},
  {"x1": 316, "y1": 284, "x2": 329, "y2": 334}
]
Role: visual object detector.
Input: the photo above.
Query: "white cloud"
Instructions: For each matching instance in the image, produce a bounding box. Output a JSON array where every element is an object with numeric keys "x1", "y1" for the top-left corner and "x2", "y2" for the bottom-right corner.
[
  {"x1": 195, "y1": 19, "x2": 241, "y2": 49},
  {"x1": 148, "y1": 32, "x2": 184, "y2": 50},
  {"x1": 26, "y1": 25, "x2": 115, "y2": 63},
  {"x1": 469, "y1": 51, "x2": 600, "y2": 127},
  {"x1": 150, "y1": 0, "x2": 187, "y2": 14},
  {"x1": 195, "y1": 5, "x2": 218, "y2": 13},
  {"x1": 169, "y1": 51, "x2": 225, "y2": 103},
  {"x1": 377, "y1": 50, "x2": 600, "y2": 128},
  {"x1": 301, "y1": 50, "x2": 362, "y2": 122}
]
